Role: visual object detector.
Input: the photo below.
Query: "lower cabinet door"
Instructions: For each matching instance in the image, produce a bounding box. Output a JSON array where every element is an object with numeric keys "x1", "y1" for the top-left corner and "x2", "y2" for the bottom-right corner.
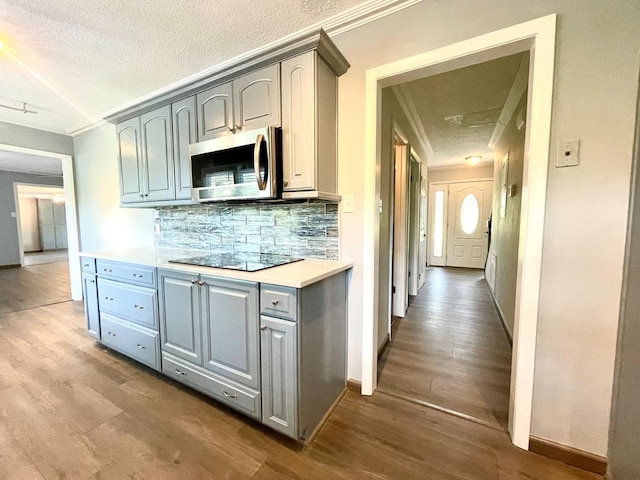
[
  {"x1": 82, "y1": 272, "x2": 100, "y2": 340},
  {"x1": 260, "y1": 315, "x2": 298, "y2": 438},
  {"x1": 158, "y1": 270, "x2": 202, "y2": 364},
  {"x1": 162, "y1": 352, "x2": 261, "y2": 420},
  {"x1": 201, "y1": 277, "x2": 260, "y2": 390},
  {"x1": 100, "y1": 313, "x2": 161, "y2": 371}
]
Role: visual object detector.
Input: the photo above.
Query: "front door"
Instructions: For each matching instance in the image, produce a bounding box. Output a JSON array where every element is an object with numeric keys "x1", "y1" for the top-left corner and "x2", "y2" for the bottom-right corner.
[{"x1": 446, "y1": 180, "x2": 492, "y2": 268}]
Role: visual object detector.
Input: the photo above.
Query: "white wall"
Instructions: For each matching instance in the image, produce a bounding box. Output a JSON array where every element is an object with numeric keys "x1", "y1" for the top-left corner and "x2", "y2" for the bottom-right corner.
[
  {"x1": 73, "y1": 124, "x2": 154, "y2": 251},
  {"x1": 333, "y1": 0, "x2": 640, "y2": 456}
]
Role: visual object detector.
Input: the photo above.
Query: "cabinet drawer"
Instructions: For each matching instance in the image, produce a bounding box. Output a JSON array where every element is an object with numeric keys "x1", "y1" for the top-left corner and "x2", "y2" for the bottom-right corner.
[
  {"x1": 162, "y1": 353, "x2": 261, "y2": 420},
  {"x1": 98, "y1": 278, "x2": 158, "y2": 329},
  {"x1": 97, "y1": 259, "x2": 156, "y2": 288},
  {"x1": 81, "y1": 257, "x2": 96, "y2": 273},
  {"x1": 100, "y1": 313, "x2": 160, "y2": 371},
  {"x1": 260, "y1": 285, "x2": 297, "y2": 321}
]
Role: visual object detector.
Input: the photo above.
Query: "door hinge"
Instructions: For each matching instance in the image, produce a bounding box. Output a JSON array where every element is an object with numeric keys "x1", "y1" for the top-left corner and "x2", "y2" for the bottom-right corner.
[
  {"x1": 408, "y1": 272, "x2": 411, "y2": 277},
  {"x1": 392, "y1": 286, "x2": 396, "y2": 294}
]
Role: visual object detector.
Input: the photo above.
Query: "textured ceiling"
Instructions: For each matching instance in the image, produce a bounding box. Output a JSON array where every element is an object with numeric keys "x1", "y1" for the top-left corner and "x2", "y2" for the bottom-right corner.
[
  {"x1": 0, "y1": 0, "x2": 368, "y2": 133},
  {"x1": 0, "y1": 149, "x2": 62, "y2": 175},
  {"x1": 395, "y1": 52, "x2": 528, "y2": 168}
]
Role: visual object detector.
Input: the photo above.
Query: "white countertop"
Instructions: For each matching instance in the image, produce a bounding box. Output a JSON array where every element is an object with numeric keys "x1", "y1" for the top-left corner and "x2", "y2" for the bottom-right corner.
[{"x1": 80, "y1": 247, "x2": 352, "y2": 288}]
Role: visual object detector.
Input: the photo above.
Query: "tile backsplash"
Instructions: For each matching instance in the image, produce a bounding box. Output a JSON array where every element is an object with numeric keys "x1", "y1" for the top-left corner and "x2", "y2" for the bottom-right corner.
[{"x1": 154, "y1": 201, "x2": 339, "y2": 260}]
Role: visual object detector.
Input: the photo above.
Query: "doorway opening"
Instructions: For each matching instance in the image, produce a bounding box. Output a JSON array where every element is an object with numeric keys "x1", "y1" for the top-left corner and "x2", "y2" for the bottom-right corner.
[
  {"x1": 362, "y1": 15, "x2": 556, "y2": 450},
  {"x1": 0, "y1": 144, "x2": 81, "y2": 306}
]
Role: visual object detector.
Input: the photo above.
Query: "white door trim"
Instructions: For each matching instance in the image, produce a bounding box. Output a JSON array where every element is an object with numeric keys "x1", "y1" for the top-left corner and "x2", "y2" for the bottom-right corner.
[
  {"x1": 362, "y1": 14, "x2": 556, "y2": 450},
  {"x1": 1, "y1": 144, "x2": 82, "y2": 301}
]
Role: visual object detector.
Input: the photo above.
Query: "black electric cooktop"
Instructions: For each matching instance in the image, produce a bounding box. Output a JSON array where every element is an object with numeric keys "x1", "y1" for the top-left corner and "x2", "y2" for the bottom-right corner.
[{"x1": 168, "y1": 254, "x2": 303, "y2": 272}]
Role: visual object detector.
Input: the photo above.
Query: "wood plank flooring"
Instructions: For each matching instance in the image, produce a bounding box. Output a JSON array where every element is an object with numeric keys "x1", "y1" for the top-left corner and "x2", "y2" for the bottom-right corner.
[
  {"x1": 0, "y1": 266, "x2": 603, "y2": 479},
  {"x1": 0, "y1": 261, "x2": 70, "y2": 315},
  {"x1": 24, "y1": 250, "x2": 69, "y2": 266},
  {"x1": 378, "y1": 267, "x2": 512, "y2": 430}
]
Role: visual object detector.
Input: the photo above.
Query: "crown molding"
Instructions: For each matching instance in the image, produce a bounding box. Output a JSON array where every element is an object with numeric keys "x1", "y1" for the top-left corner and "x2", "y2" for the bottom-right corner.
[
  {"x1": 70, "y1": 0, "x2": 421, "y2": 135},
  {"x1": 391, "y1": 84, "x2": 434, "y2": 158}
]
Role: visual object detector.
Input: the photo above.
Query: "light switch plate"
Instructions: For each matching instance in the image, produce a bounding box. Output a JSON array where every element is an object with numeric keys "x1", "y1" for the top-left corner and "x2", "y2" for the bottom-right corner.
[
  {"x1": 342, "y1": 194, "x2": 354, "y2": 213},
  {"x1": 556, "y1": 140, "x2": 580, "y2": 167}
]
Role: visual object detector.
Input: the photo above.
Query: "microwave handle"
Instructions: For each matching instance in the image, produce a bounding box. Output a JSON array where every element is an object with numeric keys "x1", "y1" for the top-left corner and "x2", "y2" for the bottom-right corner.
[{"x1": 254, "y1": 133, "x2": 267, "y2": 191}]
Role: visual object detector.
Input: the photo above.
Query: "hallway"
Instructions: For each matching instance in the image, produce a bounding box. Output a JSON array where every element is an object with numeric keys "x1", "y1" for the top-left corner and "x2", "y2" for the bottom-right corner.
[{"x1": 378, "y1": 266, "x2": 512, "y2": 430}]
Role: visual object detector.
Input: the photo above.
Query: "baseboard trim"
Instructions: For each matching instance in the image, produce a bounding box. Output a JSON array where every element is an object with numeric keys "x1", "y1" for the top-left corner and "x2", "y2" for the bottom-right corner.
[
  {"x1": 377, "y1": 333, "x2": 390, "y2": 358},
  {"x1": 529, "y1": 435, "x2": 607, "y2": 475},
  {"x1": 0, "y1": 264, "x2": 20, "y2": 269},
  {"x1": 484, "y1": 278, "x2": 513, "y2": 345},
  {"x1": 346, "y1": 379, "x2": 362, "y2": 392}
]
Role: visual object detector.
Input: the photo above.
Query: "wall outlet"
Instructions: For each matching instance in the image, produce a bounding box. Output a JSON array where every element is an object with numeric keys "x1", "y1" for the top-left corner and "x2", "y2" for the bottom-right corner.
[{"x1": 556, "y1": 139, "x2": 580, "y2": 168}]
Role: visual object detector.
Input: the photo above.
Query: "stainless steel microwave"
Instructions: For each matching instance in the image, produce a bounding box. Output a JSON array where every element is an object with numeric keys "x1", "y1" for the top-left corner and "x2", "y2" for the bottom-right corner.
[{"x1": 190, "y1": 126, "x2": 281, "y2": 202}]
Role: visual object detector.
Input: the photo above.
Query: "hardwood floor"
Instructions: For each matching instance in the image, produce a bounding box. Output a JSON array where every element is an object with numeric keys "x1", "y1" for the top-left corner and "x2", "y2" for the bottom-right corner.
[
  {"x1": 378, "y1": 266, "x2": 512, "y2": 430},
  {"x1": 0, "y1": 266, "x2": 603, "y2": 479},
  {"x1": 24, "y1": 250, "x2": 69, "y2": 266},
  {"x1": 0, "y1": 261, "x2": 71, "y2": 315}
]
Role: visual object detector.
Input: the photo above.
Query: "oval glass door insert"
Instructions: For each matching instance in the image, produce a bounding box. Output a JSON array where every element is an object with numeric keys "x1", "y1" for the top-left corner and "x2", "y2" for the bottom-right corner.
[{"x1": 460, "y1": 194, "x2": 480, "y2": 234}]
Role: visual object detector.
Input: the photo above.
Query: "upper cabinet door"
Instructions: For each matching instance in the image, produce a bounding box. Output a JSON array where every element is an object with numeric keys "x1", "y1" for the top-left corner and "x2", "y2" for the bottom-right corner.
[
  {"x1": 201, "y1": 276, "x2": 260, "y2": 390},
  {"x1": 281, "y1": 52, "x2": 316, "y2": 192},
  {"x1": 172, "y1": 96, "x2": 197, "y2": 200},
  {"x1": 116, "y1": 117, "x2": 144, "y2": 203},
  {"x1": 233, "y1": 64, "x2": 281, "y2": 132},
  {"x1": 140, "y1": 105, "x2": 175, "y2": 202},
  {"x1": 197, "y1": 82, "x2": 233, "y2": 141}
]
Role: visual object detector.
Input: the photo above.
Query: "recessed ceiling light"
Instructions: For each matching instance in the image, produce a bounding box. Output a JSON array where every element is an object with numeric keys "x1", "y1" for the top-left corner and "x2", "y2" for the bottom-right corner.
[
  {"x1": 0, "y1": 40, "x2": 4, "y2": 50},
  {"x1": 466, "y1": 155, "x2": 482, "y2": 164}
]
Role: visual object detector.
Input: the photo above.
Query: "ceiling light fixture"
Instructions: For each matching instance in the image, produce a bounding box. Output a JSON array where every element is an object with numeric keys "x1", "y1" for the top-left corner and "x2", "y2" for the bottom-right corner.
[
  {"x1": 0, "y1": 101, "x2": 38, "y2": 114},
  {"x1": 466, "y1": 155, "x2": 482, "y2": 164},
  {"x1": 0, "y1": 40, "x2": 4, "y2": 50}
]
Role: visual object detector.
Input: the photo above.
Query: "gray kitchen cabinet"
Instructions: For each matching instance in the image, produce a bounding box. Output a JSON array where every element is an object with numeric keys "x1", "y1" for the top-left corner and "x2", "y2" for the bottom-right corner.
[
  {"x1": 197, "y1": 64, "x2": 280, "y2": 142},
  {"x1": 82, "y1": 272, "x2": 100, "y2": 340},
  {"x1": 233, "y1": 64, "x2": 281, "y2": 133},
  {"x1": 281, "y1": 51, "x2": 339, "y2": 199},
  {"x1": 172, "y1": 96, "x2": 197, "y2": 200},
  {"x1": 116, "y1": 117, "x2": 145, "y2": 203},
  {"x1": 201, "y1": 276, "x2": 260, "y2": 390},
  {"x1": 197, "y1": 82, "x2": 234, "y2": 141},
  {"x1": 117, "y1": 105, "x2": 176, "y2": 204},
  {"x1": 140, "y1": 106, "x2": 175, "y2": 202},
  {"x1": 158, "y1": 269, "x2": 202, "y2": 364},
  {"x1": 81, "y1": 257, "x2": 161, "y2": 371},
  {"x1": 260, "y1": 315, "x2": 298, "y2": 438}
]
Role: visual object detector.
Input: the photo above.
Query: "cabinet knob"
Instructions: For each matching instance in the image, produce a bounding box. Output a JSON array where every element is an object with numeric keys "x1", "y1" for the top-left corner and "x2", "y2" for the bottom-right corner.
[
  {"x1": 198, "y1": 280, "x2": 205, "y2": 286},
  {"x1": 89, "y1": 280, "x2": 95, "y2": 284},
  {"x1": 103, "y1": 269, "x2": 112, "y2": 273},
  {"x1": 104, "y1": 296, "x2": 113, "y2": 301},
  {"x1": 175, "y1": 368, "x2": 186, "y2": 376},
  {"x1": 234, "y1": 124, "x2": 242, "y2": 132},
  {"x1": 191, "y1": 279, "x2": 197, "y2": 284},
  {"x1": 260, "y1": 325, "x2": 268, "y2": 331},
  {"x1": 132, "y1": 273, "x2": 143, "y2": 278},
  {"x1": 271, "y1": 299, "x2": 279, "y2": 306},
  {"x1": 134, "y1": 304, "x2": 144, "y2": 310},
  {"x1": 83, "y1": 263, "x2": 90, "y2": 267},
  {"x1": 136, "y1": 343, "x2": 146, "y2": 349},
  {"x1": 107, "y1": 331, "x2": 116, "y2": 336}
]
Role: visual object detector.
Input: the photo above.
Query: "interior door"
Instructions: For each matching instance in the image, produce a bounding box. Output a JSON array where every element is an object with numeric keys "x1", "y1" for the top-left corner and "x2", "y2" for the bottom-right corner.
[{"x1": 446, "y1": 180, "x2": 493, "y2": 268}]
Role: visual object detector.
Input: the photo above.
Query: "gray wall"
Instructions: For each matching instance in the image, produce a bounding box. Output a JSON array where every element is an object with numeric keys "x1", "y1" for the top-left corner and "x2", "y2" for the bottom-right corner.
[
  {"x1": 487, "y1": 92, "x2": 527, "y2": 334},
  {"x1": 73, "y1": 123, "x2": 154, "y2": 252},
  {"x1": 154, "y1": 202, "x2": 339, "y2": 260},
  {"x1": 0, "y1": 121, "x2": 73, "y2": 156},
  {"x1": 0, "y1": 170, "x2": 63, "y2": 266},
  {"x1": 607, "y1": 78, "x2": 640, "y2": 480}
]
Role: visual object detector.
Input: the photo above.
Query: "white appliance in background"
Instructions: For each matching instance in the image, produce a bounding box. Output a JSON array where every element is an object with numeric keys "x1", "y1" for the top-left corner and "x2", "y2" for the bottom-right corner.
[{"x1": 190, "y1": 126, "x2": 281, "y2": 202}]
